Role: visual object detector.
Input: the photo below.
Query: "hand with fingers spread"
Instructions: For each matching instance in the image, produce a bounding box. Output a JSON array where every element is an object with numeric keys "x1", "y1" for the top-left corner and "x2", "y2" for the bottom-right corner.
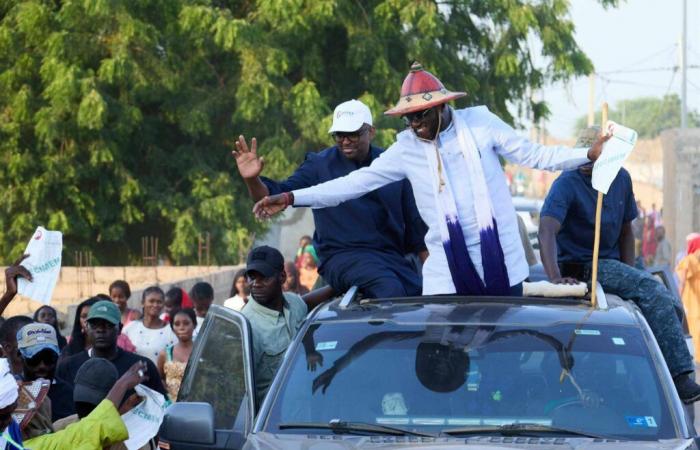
[
  {"x1": 106, "y1": 361, "x2": 149, "y2": 409},
  {"x1": 233, "y1": 135, "x2": 264, "y2": 180},
  {"x1": 586, "y1": 133, "x2": 612, "y2": 162},
  {"x1": 253, "y1": 193, "x2": 293, "y2": 220}
]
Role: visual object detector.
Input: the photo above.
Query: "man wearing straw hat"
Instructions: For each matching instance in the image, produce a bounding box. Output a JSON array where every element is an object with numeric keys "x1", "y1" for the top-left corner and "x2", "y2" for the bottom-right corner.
[
  {"x1": 538, "y1": 127, "x2": 700, "y2": 404},
  {"x1": 254, "y1": 62, "x2": 607, "y2": 297}
]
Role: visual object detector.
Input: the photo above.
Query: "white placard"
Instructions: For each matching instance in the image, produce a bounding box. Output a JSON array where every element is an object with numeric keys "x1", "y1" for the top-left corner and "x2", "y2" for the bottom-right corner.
[
  {"x1": 17, "y1": 227, "x2": 63, "y2": 305},
  {"x1": 121, "y1": 384, "x2": 167, "y2": 450},
  {"x1": 591, "y1": 121, "x2": 638, "y2": 194}
]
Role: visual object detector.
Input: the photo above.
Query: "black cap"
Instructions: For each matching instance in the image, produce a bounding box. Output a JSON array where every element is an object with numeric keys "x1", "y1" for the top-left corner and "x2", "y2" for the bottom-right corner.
[
  {"x1": 73, "y1": 358, "x2": 119, "y2": 405},
  {"x1": 246, "y1": 246, "x2": 285, "y2": 278}
]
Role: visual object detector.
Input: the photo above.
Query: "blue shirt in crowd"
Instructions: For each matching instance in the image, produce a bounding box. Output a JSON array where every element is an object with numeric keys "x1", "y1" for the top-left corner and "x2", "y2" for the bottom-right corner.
[
  {"x1": 261, "y1": 145, "x2": 427, "y2": 268},
  {"x1": 541, "y1": 168, "x2": 638, "y2": 263}
]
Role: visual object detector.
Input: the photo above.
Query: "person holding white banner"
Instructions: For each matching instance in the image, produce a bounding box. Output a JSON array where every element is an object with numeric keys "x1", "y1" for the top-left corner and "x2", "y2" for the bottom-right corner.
[{"x1": 539, "y1": 126, "x2": 700, "y2": 404}]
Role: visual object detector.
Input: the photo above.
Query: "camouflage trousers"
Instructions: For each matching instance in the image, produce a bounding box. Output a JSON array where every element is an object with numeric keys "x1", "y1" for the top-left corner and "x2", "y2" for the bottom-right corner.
[{"x1": 588, "y1": 259, "x2": 694, "y2": 377}]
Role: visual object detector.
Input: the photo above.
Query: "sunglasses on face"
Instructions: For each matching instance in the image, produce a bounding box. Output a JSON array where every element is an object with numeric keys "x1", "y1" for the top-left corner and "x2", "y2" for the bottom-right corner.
[
  {"x1": 402, "y1": 108, "x2": 433, "y2": 126},
  {"x1": 25, "y1": 350, "x2": 58, "y2": 367},
  {"x1": 332, "y1": 126, "x2": 369, "y2": 143}
]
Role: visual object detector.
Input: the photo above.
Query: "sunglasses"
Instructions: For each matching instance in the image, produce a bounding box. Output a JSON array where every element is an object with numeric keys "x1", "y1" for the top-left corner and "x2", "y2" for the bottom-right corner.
[
  {"x1": 332, "y1": 126, "x2": 369, "y2": 143},
  {"x1": 25, "y1": 350, "x2": 58, "y2": 367},
  {"x1": 402, "y1": 108, "x2": 433, "y2": 126}
]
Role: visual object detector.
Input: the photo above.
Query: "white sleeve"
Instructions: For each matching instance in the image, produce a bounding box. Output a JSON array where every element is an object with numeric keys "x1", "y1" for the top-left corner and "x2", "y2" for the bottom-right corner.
[
  {"x1": 293, "y1": 145, "x2": 406, "y2": 208},
  {"x1": 487, "y1": 110, "x2": 590, "y2": 171}
]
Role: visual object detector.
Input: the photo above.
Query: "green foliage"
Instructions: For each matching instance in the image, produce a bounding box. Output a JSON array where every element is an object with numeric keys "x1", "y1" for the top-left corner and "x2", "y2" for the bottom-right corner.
[
  {"x1": 574, "y1": 94, "x2": 700, "y2": 139},
  {"x1": 1, "y1": 0, "x2": 607, "y2": 265}
]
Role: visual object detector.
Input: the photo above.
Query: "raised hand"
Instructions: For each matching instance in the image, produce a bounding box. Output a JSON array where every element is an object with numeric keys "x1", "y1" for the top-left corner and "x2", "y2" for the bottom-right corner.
[
  {"x1": 253, "y1": 194, "x2": 290, "y2": 220},
  {"x1": 586, "y1": 133, "x2": 612, "y2": 162},
  {"x1": 4, "y1": 254, "x2": 32, "y2": 298},
  {"x1": 233, "y1": 135, "x2": 264, "y2": 180}
]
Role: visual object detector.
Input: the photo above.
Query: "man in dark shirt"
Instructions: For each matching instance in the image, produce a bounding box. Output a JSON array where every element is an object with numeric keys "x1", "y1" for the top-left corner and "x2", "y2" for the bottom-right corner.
[
  {"x1": 54, "y1": 301, "x2": 166, "y2": 419},
  {"x1": 233, "y1": 99, "x2": 428, "y2": 298},
  {"x1": 538, "y1": 128, "x2": 700, "y2": 403}
]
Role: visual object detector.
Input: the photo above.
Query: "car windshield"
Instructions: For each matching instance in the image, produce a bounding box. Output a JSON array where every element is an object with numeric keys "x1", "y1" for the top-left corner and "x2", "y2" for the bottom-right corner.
[{"x1": 266, "y1": 320, "x2": 676, "y2": 440}]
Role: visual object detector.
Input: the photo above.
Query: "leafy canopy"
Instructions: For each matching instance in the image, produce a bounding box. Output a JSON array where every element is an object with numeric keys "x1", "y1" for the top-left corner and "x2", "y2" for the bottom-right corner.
[{"x1": 0, "y1": 0, "x2": 617, "y2": 264}]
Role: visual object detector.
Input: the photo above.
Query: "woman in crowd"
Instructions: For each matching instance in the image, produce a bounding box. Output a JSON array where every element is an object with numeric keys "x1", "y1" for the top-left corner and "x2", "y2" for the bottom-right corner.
[
  {"x1": 223, "y1": 269, "x2": 250, "y2": 311},
  {"x1": 33, "y1": 305, "x2": 67, "y2": 350},
  {"x1": 642, "y1": 215, "x2": 657, "y2": 266},
  {"x1": 123, "y1": 287, "x2": 176, "y2": 363},
  {"x1": 109, "y1": 280, "x2": 141, "y2": 327},
  {"x1": 299, "y1": 245, "x2": 320, "y2": 291},
  {"x1": 294, "y1": 235, "x2": 312, "y2": 268},
  {"x1": 283, "y1": 261, "x2": 309, "y2": 296},
  {"x1": 678, "y1": 235, "x2": 700, "y2": 361},
  {"x1": 61, "y1": 297, "x2": 100, "y2": 359},
  {"x1": 157, "y1": 308, "x2": 196, "y2": 402}
]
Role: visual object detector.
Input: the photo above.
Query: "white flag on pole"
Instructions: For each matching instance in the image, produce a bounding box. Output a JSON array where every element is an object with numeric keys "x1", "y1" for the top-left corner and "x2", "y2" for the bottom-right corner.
[
  {"x1": 17, "y1": 226, "x2": 62, "y2": 305},
  {"x1": 592, "y1": 121, "x2": 638, "y2": 194}
]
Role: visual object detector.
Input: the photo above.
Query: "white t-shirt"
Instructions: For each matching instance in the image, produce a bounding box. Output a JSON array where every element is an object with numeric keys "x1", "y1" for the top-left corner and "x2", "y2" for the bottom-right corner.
[
  {"x1": 123, "y1": 320, "x2": 176, "y2": 363},
  {"x1": 223, "y1": 295, "x2": 247, "y2": 311}
]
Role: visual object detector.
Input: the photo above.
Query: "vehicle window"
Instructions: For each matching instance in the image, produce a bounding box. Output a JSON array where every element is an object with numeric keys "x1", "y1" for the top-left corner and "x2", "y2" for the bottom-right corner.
[
  {"x1": 266, "y1": 321, "x2": 676, "y2": 441},
  {"x1": 178, "y1": 314, "x2": 248, "y2": 429}
]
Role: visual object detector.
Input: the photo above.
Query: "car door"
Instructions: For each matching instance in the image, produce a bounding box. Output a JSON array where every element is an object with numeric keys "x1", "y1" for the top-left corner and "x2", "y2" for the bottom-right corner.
[{"x1": 160, "y1": 305, "x2": 255, "y2": 450}]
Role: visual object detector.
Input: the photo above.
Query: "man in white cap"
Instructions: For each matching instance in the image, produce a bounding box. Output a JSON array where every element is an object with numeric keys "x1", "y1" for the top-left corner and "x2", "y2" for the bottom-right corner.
[{"x1": 233, "y1": 99, "x2": 428, "y2": 298}]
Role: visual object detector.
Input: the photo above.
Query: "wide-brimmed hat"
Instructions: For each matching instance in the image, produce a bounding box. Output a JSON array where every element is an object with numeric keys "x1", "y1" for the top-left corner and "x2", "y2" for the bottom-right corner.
[{"x1": 385, "y1": 62, "x2": 467, "y2": 116}]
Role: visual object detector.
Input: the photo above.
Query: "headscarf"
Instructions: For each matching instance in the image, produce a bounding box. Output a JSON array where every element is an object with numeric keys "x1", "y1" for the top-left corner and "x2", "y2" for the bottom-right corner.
[
  {"x1": 303, "y1": 245, "x2": 319, "y2": 265},
  {"x1": 688, "y1": 236, "x2": 700, "y2": 256},
  {"x1": 0, "y1": 359, "x2": 18, "y2": 409}
]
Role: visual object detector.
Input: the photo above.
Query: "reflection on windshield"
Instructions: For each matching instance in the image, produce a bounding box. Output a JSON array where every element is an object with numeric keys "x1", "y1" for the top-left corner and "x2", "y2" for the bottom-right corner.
[{"x1": 268, "y1": 319, "x2": 674, "y2": 441}]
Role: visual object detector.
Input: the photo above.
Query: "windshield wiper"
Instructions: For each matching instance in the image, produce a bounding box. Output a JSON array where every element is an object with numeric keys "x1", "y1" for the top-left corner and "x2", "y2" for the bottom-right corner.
[
  {"x1": 442, "y1": 423, "x2": 607, "y2": 439},
  {"x1": 278, "y1": 420, "x2": 435, "y2": 437}
]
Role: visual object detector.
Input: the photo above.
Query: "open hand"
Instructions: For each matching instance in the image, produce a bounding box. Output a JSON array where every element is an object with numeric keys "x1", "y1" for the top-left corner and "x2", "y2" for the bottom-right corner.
[
  {"x1": 586, "y1": 133, "x2": 612, "y2": 162},
  {"x1": 306, "y1": 351, "x2": 324, "y2": 372},
  {"x1": 232, "y1": 135, "x2": 264, "y2": 180},
  {"x1": 4, "y1": 254, "x2": 32, "y2": 297},
  {"x1": 120, "y1": 361, "x2": 149, "y2": 390},
  {"x1": 253, "y1": 194, "x2": 289, "y2": 220}
]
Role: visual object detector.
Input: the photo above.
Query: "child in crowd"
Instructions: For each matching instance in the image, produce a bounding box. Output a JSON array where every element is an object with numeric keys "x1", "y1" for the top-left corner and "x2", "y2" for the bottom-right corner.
[
  {"x1": 108, "y1": 280, "x2": 141, "y2": 327},
  {"x1": 157, "y1": 308, "x2": 196, "y2": 402},
  {"x1": 122, "y1": 287, "x2": 176, "y2": 364},
  {"x1": 190, "y1": 282, "x2": 214, "y2": 335}
]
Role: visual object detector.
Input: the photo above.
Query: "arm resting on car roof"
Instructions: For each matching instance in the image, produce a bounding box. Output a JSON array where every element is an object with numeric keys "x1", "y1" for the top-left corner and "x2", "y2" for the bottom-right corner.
[
  {"x1": 302, "y1": 286, "x2": 336, "y2": 311},
  {"x1": 539, "y1": 216, "x2": 579, "y2": 285},
  {"x1": 619, "y1": 222, "x2": 635, "y2": 267}
]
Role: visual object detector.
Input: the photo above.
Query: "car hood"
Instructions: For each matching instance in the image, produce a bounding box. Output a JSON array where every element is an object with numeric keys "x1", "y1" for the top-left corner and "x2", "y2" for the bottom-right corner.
[{"x1": 243, "y1": 433, "x2": 694, "y2": 449}]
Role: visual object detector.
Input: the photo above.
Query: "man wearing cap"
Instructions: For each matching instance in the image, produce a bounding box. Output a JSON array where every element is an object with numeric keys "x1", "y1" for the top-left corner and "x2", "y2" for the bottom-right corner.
[
  {"x1": 538, "y1": 127, "x2": 700, "y2": 404},
  {"x1": 254, "y1": 63, "x2": 608, "y2": 297},
  {"x1": 241, "y1": 246, "x2": 307, "y2": 404},
  {"x1": 55, "y1": 300, "x2": 166, "y2": 418},
  {"x1": 234, "y1": 99, "x2": 428, "y2": 299}
]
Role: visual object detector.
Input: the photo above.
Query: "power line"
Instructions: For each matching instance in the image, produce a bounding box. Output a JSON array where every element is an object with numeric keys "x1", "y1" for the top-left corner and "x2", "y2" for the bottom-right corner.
[{"x1": 598, "y1": 65, "x2": 700, "y2": 75}]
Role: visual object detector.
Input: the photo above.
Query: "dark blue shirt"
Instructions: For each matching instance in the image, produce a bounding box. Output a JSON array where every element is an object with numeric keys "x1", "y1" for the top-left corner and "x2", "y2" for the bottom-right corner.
[
  {"x1": 261, "y1": 145, "x2": 427, "y2": 268},
  {"x1": 541, "y1": 168, "x2": 638, "y2": 263}
]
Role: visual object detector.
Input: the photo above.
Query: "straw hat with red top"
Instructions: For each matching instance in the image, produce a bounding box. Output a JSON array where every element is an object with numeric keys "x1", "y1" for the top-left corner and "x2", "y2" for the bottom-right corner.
[{"x1": 385, "y1": 62, "x2": 467, "y2": 116}]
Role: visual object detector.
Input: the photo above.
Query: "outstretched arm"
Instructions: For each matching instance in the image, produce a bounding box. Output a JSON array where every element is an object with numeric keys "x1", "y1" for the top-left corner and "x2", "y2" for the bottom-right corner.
[{"x1": 253, "y1": 144, "x2": 407, "y2": 219}]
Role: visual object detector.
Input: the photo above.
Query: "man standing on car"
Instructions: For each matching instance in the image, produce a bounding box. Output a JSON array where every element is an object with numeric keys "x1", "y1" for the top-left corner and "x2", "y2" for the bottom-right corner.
[
  {"x1": 234, "y1": 99, "x2": 428, "y2": 299},
  {"x1": 253, "y1": 62, "x2": 608, "y2": 297},
  {"x1": 242, "y1": 246, "x2": 308, "y2": 405},
  {"x1": 538, "y1": 126, "x2": 700, "y2": 404}
]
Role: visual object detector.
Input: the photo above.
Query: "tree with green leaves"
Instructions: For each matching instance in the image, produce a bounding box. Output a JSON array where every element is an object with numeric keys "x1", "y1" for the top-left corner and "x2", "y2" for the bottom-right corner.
[
  {"x1": 0, "y1": 0, "x2": 619, "y2": 265},
  {"x1": 574, "y1": 94, "x2": 700, "y2": 138}
]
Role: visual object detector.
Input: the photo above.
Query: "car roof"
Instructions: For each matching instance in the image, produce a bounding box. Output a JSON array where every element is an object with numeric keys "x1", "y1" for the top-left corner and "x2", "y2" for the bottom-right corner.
[{"x1": 310, "y1": 294, "x2": 641, "y2": 329}]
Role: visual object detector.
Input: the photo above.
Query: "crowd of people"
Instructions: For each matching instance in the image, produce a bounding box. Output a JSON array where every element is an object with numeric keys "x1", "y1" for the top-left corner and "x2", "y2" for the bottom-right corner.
[{"x1": 0, "y1": 62, "x2": 699, "y2": 448}]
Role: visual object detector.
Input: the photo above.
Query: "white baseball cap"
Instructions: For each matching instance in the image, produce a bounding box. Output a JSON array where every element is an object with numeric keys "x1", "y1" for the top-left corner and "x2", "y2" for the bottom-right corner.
[{"x1": 328, "y1": 100, "x2": 373, "y2": 133}]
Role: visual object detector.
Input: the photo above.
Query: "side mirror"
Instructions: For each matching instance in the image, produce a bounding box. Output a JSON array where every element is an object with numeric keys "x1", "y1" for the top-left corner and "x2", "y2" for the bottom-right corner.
[{"x1": 160, "y1": 402, "x2": 215, "y2": 446}]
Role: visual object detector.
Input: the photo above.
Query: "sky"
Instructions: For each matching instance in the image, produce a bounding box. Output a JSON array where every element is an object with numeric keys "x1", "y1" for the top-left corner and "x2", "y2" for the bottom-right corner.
[{"x1": 532, "y1": 0, "x2": 700, "y2": 139}]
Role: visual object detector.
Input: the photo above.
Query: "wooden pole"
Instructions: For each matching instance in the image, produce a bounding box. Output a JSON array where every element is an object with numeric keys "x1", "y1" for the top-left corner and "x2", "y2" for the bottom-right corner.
[{"x1": 590, "y1": 102, "x2": 608, "y2": 308}]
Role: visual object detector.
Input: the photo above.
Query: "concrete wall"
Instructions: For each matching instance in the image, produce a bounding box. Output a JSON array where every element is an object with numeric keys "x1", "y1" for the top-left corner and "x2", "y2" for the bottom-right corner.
[{"x1": 661, "y1": 129, "x2": 700, "y2": 258}]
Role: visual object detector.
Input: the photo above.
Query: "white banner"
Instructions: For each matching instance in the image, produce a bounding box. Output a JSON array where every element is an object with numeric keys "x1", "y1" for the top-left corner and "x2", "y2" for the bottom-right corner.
[
  {"x1": 592, "y1": 121, "x2": 638, "y2": 194},
  {"x1": 121, "y1": 384, "x2": 167, "y2": 450},
  {"x1": 17, "y1": 227, "x2": 63, "y2": 305}
]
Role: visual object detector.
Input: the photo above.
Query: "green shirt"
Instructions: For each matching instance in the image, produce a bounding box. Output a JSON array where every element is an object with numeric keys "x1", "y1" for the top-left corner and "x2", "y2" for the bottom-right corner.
[{"x1": 242, "y1": 292, "x2": 307, "y2": 404}]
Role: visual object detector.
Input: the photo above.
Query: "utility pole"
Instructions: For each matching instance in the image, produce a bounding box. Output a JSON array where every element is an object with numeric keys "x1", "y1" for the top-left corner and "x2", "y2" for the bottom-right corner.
[
  {"x1": 588, "y1": 74, "x2": 596, "y2": 126},
  {"x1": 681, "y1": 0, "x2": 688, "y2": 129}
]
